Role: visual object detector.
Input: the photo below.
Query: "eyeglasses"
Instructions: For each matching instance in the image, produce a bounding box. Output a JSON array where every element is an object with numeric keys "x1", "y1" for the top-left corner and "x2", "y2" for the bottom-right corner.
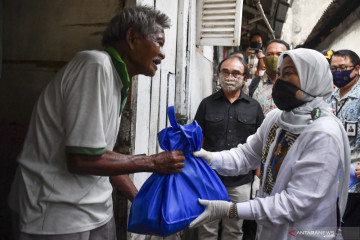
[
  {"x1": 220, "y1": 69, "x2": 243, "y2": 78},
  {"x1": 330, "y1": 65, "x2": 354, "y2": 72}
]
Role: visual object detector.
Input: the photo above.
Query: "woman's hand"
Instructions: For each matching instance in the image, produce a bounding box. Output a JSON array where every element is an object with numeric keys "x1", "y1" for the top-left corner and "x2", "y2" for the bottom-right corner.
[
  {"x1": 193, "y1": 148, "x2": 214, "y2": 165},
  {"x1": 189, "y1": 199, "x2": 231, "y2": 229}
]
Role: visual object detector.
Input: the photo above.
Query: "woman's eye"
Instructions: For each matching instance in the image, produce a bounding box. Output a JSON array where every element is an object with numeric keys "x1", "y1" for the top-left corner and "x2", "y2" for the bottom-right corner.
[{"x1": 283, "y1": 72, "x2": 291, "y2": 77}]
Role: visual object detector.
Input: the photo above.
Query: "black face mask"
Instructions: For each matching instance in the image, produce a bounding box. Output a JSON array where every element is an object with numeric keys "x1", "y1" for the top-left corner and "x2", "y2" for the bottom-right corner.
[{"x1": 272, "y1": 79, "x2": 307, "y2": 111}]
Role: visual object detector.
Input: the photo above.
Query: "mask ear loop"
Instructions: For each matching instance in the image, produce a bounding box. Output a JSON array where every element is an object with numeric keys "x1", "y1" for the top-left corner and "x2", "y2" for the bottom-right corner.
[
  {"x1": 298, "y1": 88, "x2": 320, "y2": 120},
  {"x1": 300, "y1": 89, "x2": 316, "y2": 99}
]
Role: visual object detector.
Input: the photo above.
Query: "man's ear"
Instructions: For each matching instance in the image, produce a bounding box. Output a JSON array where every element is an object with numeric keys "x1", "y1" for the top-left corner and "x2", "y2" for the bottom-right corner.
[
  {"x1": 126, "y1": 27, "x2": 138, "y2": 50},
  {"x1": 355, "y1": 65, "x2": 360, "y2": 74}
]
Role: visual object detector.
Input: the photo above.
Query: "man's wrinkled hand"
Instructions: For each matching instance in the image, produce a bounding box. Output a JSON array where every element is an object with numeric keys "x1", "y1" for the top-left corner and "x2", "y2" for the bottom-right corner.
[
  {"x1": 151, "y1": 150, "x2": 185, "y2": 174},
  {"x1": 193, "y1": 148, "x2": 214, "y2": 165},
  {"x1": 189, "y1": 199, "x2": 231, "y2": 229}
]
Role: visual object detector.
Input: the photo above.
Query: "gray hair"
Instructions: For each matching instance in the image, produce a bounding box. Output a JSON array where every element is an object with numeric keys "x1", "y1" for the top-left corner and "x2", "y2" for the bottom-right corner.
[{"x1": 102, "y1": 5, "x2": 171, "y2": 47}]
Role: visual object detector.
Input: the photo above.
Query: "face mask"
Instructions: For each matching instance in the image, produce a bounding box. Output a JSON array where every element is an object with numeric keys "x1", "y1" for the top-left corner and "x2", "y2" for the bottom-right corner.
[
  {"x1": 263, "y1": 57, "x2": 278, "y2": 74},
  {"x1": 332, "y1": 69, "x2": 357, "y2": 88},
  {"x1": 258, "y1": 70, "x2": 266, "y2": 77},
  {"x1": 272, "y1": 79, "x2": 308, "y2": 111},
  {"x1": 219, "y1": 75, "x2": 244, "y2": 92}
]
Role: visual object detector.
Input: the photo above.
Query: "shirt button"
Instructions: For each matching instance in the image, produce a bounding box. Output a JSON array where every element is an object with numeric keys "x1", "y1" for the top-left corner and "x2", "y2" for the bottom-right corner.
[
  {"x1": 228, "y1": 130, "x2": 232, "y2": 133},
  {"x1": 230, "y1": 116, "x2": 233, "y2": 119},
  {"x1": 227, "y1": 144, "x2": 230, "y2": 146}
]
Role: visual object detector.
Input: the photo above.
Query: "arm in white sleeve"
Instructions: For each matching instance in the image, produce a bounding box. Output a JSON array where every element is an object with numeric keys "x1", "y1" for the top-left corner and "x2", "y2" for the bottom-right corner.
[
  {"x1": 212, "y1": 128, "x2": 264, "y2": 176},
  {"x1": 250, "y1": 132, "x2": 341, "y2": 226},
  {"x1": 236, "y1": 201, "x2": 255, "y2": 220}
]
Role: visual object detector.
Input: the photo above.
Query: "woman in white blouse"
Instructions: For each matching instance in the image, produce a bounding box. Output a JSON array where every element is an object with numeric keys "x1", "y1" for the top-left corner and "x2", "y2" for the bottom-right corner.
[{"x1": 191, "y1": 48, "x2": 350, "y2": 240}]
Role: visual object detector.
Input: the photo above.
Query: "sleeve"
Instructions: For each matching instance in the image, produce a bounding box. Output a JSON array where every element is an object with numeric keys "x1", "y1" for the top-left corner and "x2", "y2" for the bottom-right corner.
[
  {"x1": 62, "y1": 55, "x2": 112, "y2": 155},
  {"x1": 249, "y1": 132, "x2": 341, "y2": 226},
  {"x1": 237, "y1": 202, "x2": 255, "y2": 220}
]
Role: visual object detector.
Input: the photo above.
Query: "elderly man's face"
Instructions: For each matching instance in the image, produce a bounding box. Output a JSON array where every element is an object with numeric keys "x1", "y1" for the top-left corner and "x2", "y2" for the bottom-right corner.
[{"x1": 132, "y1": 24, "x2": 165, "y2": 77}]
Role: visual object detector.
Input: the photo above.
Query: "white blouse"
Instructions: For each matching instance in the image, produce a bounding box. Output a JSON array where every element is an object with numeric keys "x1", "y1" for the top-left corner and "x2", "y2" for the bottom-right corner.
[{"x1": 212, "y1": 109, "x2": 342, "y2": 239}]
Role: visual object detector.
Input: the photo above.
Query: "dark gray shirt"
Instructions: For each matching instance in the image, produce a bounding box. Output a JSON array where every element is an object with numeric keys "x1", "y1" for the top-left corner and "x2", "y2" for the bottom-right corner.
[{"x1": 195, "y1": 89, "x2": 264, "y2": 187}]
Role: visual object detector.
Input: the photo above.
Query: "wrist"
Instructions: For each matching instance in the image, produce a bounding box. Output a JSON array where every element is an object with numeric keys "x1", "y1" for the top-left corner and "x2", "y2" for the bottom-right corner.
[
  {"x1": 229, "y1": 202, "x2": 238, "y2": 218},
  {"x1": 133, "y1": 154, "x2": 154, "y2": 172}
]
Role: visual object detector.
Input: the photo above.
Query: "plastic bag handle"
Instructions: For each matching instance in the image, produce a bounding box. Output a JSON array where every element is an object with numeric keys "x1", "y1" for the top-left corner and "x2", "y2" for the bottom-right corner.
[{"x1": 167, "y1": 106, "x2": 180, "y2": 129}]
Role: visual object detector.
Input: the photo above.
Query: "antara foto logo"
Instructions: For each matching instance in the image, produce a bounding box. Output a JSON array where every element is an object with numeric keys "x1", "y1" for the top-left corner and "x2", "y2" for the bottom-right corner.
[{"x1": 288, "y1": 230, "x2": 296, "y2": 236}]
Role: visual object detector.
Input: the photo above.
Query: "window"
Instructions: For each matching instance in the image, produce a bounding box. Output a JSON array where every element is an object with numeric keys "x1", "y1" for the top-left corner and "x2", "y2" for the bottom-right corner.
[{"x1": 196, "y1": 0, "x2": 243, "y2": 46}]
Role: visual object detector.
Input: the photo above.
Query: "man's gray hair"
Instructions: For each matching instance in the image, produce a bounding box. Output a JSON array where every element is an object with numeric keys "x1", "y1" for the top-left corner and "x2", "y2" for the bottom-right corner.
[{"x1": 102, "y1": 5, "x2": 171, "y2": 47}]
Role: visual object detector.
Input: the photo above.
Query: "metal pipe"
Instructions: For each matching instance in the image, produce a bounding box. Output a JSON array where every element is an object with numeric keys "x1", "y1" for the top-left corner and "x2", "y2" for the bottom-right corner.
[{"x1": 254, "y1": 0, "x2": 276, "y2": 39}]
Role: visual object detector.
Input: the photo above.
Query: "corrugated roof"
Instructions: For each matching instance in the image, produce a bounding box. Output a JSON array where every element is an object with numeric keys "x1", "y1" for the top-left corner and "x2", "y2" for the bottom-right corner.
[{"x1": 303, "y1": 0, "x2": 359, "y2": 48}]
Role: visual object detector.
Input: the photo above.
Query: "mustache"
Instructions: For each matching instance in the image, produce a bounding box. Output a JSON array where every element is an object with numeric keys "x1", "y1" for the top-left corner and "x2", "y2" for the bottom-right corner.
[
  {"x1": 152, "y1": 56, "x2": 163, "y2": 63},
  {"x1": 221, "y1": 77, "x2": 238, "y2": 82}
]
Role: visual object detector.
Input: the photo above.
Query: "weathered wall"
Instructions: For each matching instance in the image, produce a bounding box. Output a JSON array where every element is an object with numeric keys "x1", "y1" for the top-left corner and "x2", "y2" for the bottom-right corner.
[
  {"x1": 281, "y1": 0, "x2": 333, "y2": 48},
  {"x1": 188, "y1": 47, "x2": 214, "y2": 121},
  {"x1": 281, "y1": 1, "x2": 360, "y2": 57},
  {"x1": 316, "y1": 5, "x2": 360, "y2": 56}
]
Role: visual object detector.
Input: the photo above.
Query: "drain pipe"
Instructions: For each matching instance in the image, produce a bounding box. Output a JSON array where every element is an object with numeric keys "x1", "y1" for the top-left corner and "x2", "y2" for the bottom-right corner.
[{"x1": 254, "y1": 0, "x2": 276, "y2": 39}]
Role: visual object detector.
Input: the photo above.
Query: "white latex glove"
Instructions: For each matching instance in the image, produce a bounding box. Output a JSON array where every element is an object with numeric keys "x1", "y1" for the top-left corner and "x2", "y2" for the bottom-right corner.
[
  {"x1": 252, "y1": 175, "x2": 260, "y2": 199},
  {"x1": 193, "y1": 148, "x2": 214, "y2": 165},
  {"x1": 189, "y1": 199, "x2": 231, "y2": 229}
]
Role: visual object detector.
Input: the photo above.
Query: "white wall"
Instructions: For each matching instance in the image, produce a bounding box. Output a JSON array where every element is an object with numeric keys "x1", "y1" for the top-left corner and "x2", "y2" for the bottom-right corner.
[
  {"x1": 281, "y1": 0, "x2": 333, "y2": 48},
  {"x1": 316, "y1": 6, "x2": 360, "y2": 56},
  {"x1": 188, "y1": 48, "x2": 214, "y2": 121}
]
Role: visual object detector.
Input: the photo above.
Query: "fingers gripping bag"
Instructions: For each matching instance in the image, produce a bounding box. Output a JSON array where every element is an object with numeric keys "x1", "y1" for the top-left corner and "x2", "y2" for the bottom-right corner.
[{"x1": 127, "y1": 106, "x2": 230, "y2": 236}]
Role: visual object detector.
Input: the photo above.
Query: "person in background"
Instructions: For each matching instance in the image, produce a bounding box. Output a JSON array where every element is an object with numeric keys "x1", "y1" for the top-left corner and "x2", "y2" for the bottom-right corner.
[
  {"x1": 194, "y1": 55, "x2": 264, "y2": 240},
  {"x1": 327, "y1": 49, "x2": 360, "y2": 230},
  {"x1": 8, "y1": 6, "x2": 185, "y2": 240},
  {"x1": 229, "y1": 50, "x2": 250, "y2": 93},
  {"x1": 246, "y1": 33, "x2": 265, "y2": 79},
  {"x1": 244, "y1": 39, "x2": 290, "y2": 116},
  {"x1": 256, "y1": 58, "x2": 266, "y2": 77},
  {"x1": 229, "y1": 50, "x2": 249, "y2": 66},
  {"x1": 191, "y1": 48, "x2": 350, "y2": 240},
  {"x1": 321, "y1": 49, "x2": 334, "y2": 64}
]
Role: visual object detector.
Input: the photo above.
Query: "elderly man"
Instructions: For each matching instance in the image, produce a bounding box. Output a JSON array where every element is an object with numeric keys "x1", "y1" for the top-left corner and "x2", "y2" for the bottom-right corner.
[
  {"x1": 327, "y1": 49, "x2": 360, "y2": 229},
  {"x1": 194, "y1": 55, "x2": 264, "y2": 240},
  {"x1": 8, "y1": 6, "x2": 185, "y2": 240}
]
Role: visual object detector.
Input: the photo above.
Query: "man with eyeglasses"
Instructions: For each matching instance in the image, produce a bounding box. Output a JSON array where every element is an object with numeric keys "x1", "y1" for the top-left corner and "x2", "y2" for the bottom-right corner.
[
  {"x1": 327, "y1": 49, "x2": 360, "y2": 230},
  {"x1": 244, "y1": 39, "x2": 290, "y2": 116},
  {"x1": 194, "y1": 55, "x2": 264, "y2": 240}
]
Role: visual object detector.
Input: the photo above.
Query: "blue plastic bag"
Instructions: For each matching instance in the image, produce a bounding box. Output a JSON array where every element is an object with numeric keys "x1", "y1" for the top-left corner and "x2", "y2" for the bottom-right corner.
[{"x1": 127, "y1": 106, "x2": 230, "y2": 236}]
